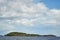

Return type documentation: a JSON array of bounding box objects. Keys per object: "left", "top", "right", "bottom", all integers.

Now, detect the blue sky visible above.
[
  {"left": 35, "top": 0, "right": 60, "bottom": 9},
  {"left": 0, "top": 0, "right": 60, "bottom": 36}
]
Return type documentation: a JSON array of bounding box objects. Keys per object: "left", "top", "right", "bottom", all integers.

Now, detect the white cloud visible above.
[
  {"left": 15, "top": 19, "right": 34, "bottom": 26},
  {"left": 50, "top": 9, "right": 60, "bottom": 17},
  {"left": 0, "top": 0, "right": 4, "bottom": 2},
  {"left": 0, "top": 23, "right": 15, "bottom": 31},
  {"left": 0, "top": 0, "right": 60, "bottom": 27}
]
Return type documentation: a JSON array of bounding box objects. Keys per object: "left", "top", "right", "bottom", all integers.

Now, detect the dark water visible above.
[{"left": 0, "top": 36, "right": 60, "bottom": 40}]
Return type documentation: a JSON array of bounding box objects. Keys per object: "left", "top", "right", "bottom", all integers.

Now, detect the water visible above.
[{"left": 0, "top": 36, "right": 60, "bottom": 40}]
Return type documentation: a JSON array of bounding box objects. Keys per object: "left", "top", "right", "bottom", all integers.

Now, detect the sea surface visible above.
[{"left": 0, "top": 36, "right": 60, "bottom": 40}]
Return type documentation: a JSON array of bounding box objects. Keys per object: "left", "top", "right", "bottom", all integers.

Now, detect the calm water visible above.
[{"left": 0, "top": 36, "right": 60, "bottom": 40}]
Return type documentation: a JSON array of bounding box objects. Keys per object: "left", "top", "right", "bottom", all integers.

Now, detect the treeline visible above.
[
  {"left": 4, "top": 32, "right": 56, "bottom": 37},
  {"left": 5, "top": 32, "right": 39, "bottom": 36}
]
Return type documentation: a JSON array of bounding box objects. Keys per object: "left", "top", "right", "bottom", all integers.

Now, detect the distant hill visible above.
[
  {"left": 5, "top": 32, "right": 56, "bottom": 37},
  {"left": 5, "top": 32, "right": 40, "bottom": 36}
]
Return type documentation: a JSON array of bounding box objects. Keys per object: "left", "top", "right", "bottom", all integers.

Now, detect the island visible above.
[{"left": 4, "top": 32, "right": 56, "bottom": 37}]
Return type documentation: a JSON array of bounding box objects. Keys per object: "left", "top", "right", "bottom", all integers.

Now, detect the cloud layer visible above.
[{"left": 0, "top": 0, "right": 60, "bottom": 35}]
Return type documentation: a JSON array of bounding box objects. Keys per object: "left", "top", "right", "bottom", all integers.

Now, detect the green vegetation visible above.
[
  {"left": 5, "top": 32, "right": 56, "bottom": 37},
  {"left": 5, "top": 32, "right": 39, "bottom": 36},
  {"left": 41, "top": 35, "right": 56, "bottom": 37}
]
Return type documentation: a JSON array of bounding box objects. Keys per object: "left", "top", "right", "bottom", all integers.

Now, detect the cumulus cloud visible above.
[{"left": 0, "top": 0, "right": 60, "bottom": 32}]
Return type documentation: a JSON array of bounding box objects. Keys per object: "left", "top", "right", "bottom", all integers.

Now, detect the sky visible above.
[{"left": 0, "top": 0, "right": 60, "bottom": 36}]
